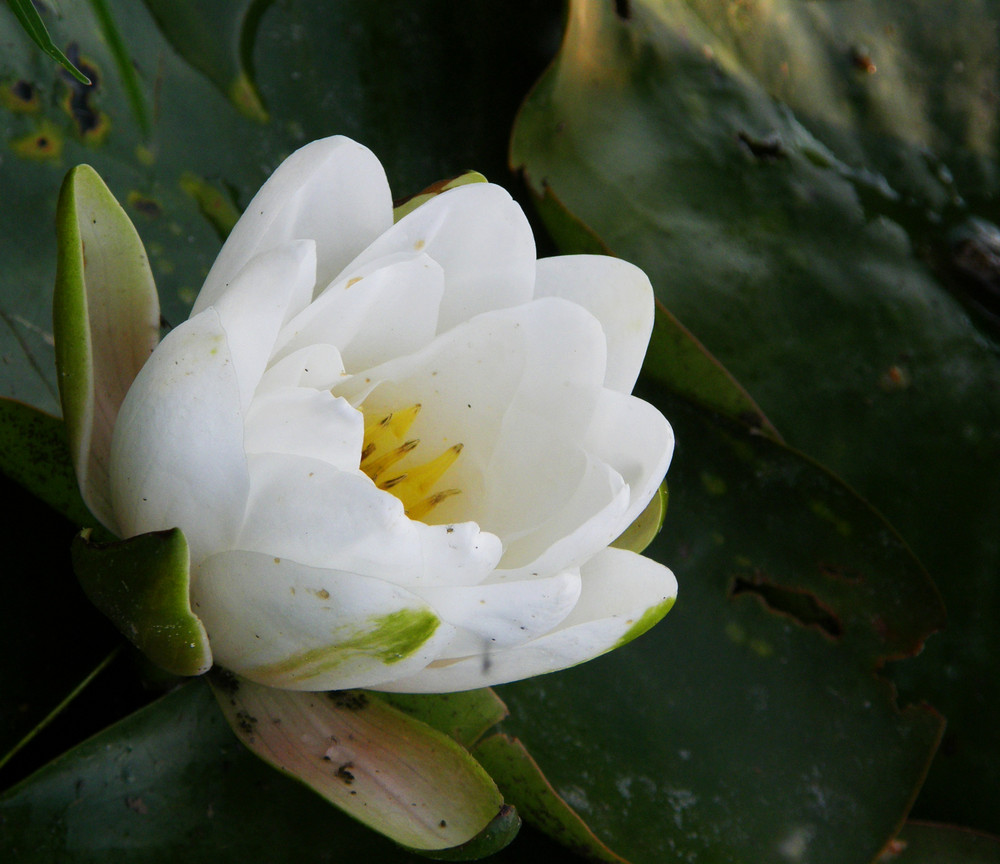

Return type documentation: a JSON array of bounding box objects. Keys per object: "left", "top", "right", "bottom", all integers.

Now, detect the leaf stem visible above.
[
  {"left": 86, "top": 0, "right": 150, "bottom": 136},
  {"left": 0, "top": 646, "right": 121, "bottom": 775}
]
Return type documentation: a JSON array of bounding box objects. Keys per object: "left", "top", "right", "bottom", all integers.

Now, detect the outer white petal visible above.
[
  {"left": 211, "top": 240, "right": 318, "bottom": 411},
  {"left": 414, "top": 569, "right": 581, "bottom": 659},
  {"left": 583, "top": 389, "right": 674, "bottom": 538},
  {"left": 534, "top": 255, "right": 654, "bottom": 394},
  {"left": 237, "top": 453, "right": 501, "bottom": 587},
  {"left": 194, "top": 137, "right": 392, "bottom": 312},
  {"left": 500, "top": 388, "right": 674, "bottom": 580},
  {"left": 335, "top": 183, "right": 536, "bottom": 333},
  {"left": 109, "top": 308, "right": 249, "bottom": 565},
  {"left": 373, "top": 547, "right": 676, "bottom": 693},
  {"left": 243, "top": 387, "right": 362, "bottom": 471},
  {"left": 274, "top": 253, "right": 445, "bottom": 372},
  {"left": 193, "top": 551, "right": 455, "bottom": 690}
]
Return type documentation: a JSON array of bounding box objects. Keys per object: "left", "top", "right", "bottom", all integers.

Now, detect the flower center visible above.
[{"left": 360, "top": 404, "right": 462, "bottom": 521}]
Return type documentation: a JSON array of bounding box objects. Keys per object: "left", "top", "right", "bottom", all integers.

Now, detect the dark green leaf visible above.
[
  {"left": 0, "top": 680, "right": 570, "bottom": 863},
  {"left": 0, "top": 471, "right": 119, "bottom": 778},
  {"left": 138, "top": 0, "right": 266, "bottom": 122},
  {"left": 0, "top": 399, "right": 91, "bottom": 527},
  {"left": 511, "top": 0, "right": 1000, "bottom": 831},
  {"left": 889, "top": 822, "right": 1000, "bottom": 864},
  {"left": 474, "top": 734, "right": 626, "bottom": 864},
  {"left": 0, "top": 0, "right": 562, "bottom": 413},
  {"left": 494, "top": 389, "right": 945, "bottom": 864},
  {"left": 5, "top": 0, "right": 91, "bottom": 84}
]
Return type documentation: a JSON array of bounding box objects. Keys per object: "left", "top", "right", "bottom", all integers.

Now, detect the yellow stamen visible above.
[
  {"left": 406, "top": 489, "right": 462, "bottom": 521},
  {"left": 381, "top": 443, "right": 463, "bottom": 508},
  {"left": 363, "top": 439, "right": 419, "bottom": 482},
  {"left": 361, "top": 404, "right": 422, "bottom": 465},
  {"left": 359, "top": 405, "right": 462, "bottom": 521}
]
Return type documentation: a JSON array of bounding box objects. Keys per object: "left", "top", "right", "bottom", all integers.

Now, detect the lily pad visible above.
[
  {"left": 889, "top": 822, "right": 1000, "bottom": 863},
  {"left": 510, "top": 0, "right": 1000, "bottom": 831},
  {"left": 495, "top": 389, "right": 944, "bottom": 864},
  {"left": 0, "top": 471, "right": 118, "bottom": 774},
  {"left": 0, "top": 0, "right": 563, "bottom": 412},
  {"left": 0, "top": 679, "right": 576, "bottom": 863}
]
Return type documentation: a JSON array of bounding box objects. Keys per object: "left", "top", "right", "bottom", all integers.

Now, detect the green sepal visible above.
[
  {"left": 379, "top": 689, "right": 509, "bottom": 750},
  {"left": 473, "top": 733, "right": 626, "bottom": 864},
  {"left": 54, "top": 164, "right": 160, "bottom": 532},
  {"left": 393, "top": 171, "right": 489, "bottom": 222},
  {"left": 407, "top": 804, "right": 520, "bottom": 862},
  {"left": 71, "top": 527, "right": 212, "bottom": 677},
  {"left": 210, "top": 676, "right": 514, "bottom": 854},
  {"left": 611, "top": 482, "right": 667, "bottom": 554}
]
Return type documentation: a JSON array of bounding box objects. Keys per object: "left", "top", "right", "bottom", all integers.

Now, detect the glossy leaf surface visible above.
[
  {"left": 0, "top": 680, "right": 570, "bottom": 864},
  {"left": 889, "top": 822, "right": 1000, "bottom": 864},
  {"left": 511, "top": 0, "right": 1000, "bottom": 831},
  {"left": 495, "top": 390, "right": 945, "bottom": 864}
]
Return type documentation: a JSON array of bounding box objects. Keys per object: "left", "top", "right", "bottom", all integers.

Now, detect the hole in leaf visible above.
[
  {"left": 730, "top": 572, "right": 843, "bottom": 639},
  {"left": 737, "top": 130, "right": 787, "bottom": 161}
]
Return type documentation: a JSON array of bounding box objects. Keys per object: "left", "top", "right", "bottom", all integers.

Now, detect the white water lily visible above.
[{"left": 74, "top": 136, "right": 676, "bottom": 693}]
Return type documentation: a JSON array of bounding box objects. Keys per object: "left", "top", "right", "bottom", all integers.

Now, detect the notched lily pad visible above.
[
  {"left": 511, "top": 0, "right": 1000, "bottom": 832},
  {"left": 495, "top": 392, "right": 946, "bottom": 864}
]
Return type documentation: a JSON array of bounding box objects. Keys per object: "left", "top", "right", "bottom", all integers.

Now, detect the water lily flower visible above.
[{"left": 59, "top": 136, "right": 676, "bottom": 693}]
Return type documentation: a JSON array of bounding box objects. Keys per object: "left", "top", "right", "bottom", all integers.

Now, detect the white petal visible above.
[
  {"left": 237, "top": 453, "right": 501, "bottom": 587},
  {"left": 244, "top": 387, "right": 363, "bottom": 471},
  {"left": 498, "top": 390, "right": 673, "bottom": 580},
  {"left": 583, "top": 389, "right": 674, "bottom": 538},
  {"left": 109, "top": 308, "right": 249, "bottom": 564},
  {"left": 482, "top": 423, "right": 627, "bottom": 571},
  {"left": 274, "top": 252, "right": 444, "bottom": 372},
  {"left": 212, "top": 240, "right": 318, "bottom": 410},
  {"left": 193, "top": 551, "right": 454, "bottom": 690},
  {"left": 258, "top": 343, "right": 347, "bottom": 393},
  {"left": 374, "top": 547, "right": 677, "bottom": 693},
  {"left": 414, "top": 569, "right": 581, "bottom": 659},
  {"left": 336, "top": 183, "right": 536, "bottom": 333},
  {"left": 194, "top": 137, "right": 392, "bottom": 313},
  {"left": 332, "top": 298, "right": 611, "bottom": 556},
  {"left": 534, "top": 255, "right": 655, "bottom": 393}
]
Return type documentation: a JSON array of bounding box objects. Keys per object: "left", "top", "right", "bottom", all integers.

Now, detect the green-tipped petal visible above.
[
  {"left": 209, "top": 676, "right": 513, "bottom": 853},
  {"left": 611, "top": 482, "right": 667, "bottom": 555},
  {"left": 71, "top": 527, "right": 212, "bottom": 677},
  {"left": 54, "top": 164, "right": 160, "bottom": 534},
  {"left": 393, "top": 171, "right": 489, "bottom": 222}
]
